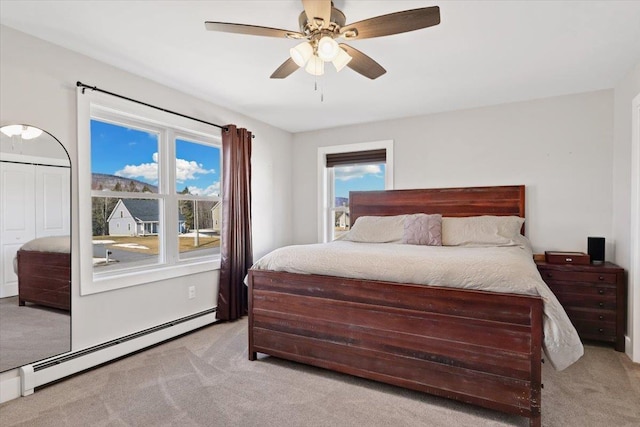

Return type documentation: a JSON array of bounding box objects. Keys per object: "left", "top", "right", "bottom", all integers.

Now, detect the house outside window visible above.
[
  {"left": 78, "top": 90, "right": 221, "bottom": 295},
  {"left": 317, "top": 141, "right": 394, "bottom": 242}
]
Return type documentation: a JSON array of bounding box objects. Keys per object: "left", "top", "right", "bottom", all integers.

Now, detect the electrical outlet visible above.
[{"left": 188, "top": 286, "right": 196, "bottom": 299}]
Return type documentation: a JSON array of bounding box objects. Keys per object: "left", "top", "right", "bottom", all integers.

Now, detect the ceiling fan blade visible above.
[
  {"left": 339, "top": 44, "right": 386, "bottom": 80},
  {"left": 302, "top": 0, "right": 332, "bottom": 28},
  {"left": 340, "top": 6, "right": 440, "bottom": 40},
  {"left": 205, "top": 22, "right": 304, "bottom": 39},
  {"left": 270, "top": 58, "right": 300, "bottom": 79}
]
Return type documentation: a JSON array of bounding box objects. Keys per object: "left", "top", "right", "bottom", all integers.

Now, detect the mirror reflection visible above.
[{"left": 0, "top": 124, "right": 71, "bottom": 372}]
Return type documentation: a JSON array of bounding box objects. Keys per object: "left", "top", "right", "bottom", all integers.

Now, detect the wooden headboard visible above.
[{"left": 349, "top": 185, "right": 525, "bottom": 229}]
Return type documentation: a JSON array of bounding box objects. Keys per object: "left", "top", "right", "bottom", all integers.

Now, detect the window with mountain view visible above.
[{"left": 89, "top": 118, "right": 221, "bottom": 275}]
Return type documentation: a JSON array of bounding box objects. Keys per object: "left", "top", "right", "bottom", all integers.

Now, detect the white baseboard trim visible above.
[
  {"left": 0, "top": 371, "right": 21, "bottom": 404},
  {"left": 625, "top": 335, "right": 637, "bottom": 363}
]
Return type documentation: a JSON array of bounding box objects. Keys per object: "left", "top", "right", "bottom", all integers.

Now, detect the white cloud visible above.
[
  {"left": 176, "top": 158, "right": 215, "bottom": 183},
  {"left": 335, "top": 164, "right": 382, "bottom": 181},
  {"left": 187, "top": 181, "right": 220, "bottom": 197},
  {"left": 115, "top": 155, "right": 159, "bottom": 182},
  {"left": 115, "top": 152, "right": 215, "bottom": 184}
]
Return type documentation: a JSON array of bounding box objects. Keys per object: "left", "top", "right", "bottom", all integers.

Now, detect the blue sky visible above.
[
  {"left": 91, "top": 120, "right": 220, "bottom": 196},
  {"left": 334, "top": 164, "right": 385, "bottom": 198}
]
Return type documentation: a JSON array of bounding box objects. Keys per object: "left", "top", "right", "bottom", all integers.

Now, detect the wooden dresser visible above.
[{"left": 536, "top": 261, "right": 626, "bottom": 351}]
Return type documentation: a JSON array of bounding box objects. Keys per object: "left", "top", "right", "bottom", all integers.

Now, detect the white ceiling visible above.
[{"left": 2, "top": 1, "right": 640, "bottom": 133}]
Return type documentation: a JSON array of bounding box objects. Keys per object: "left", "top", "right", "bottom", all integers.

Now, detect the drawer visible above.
[
  {"left": 538, "top": 269, "right": 617, "bottom": 284},
  {"left": 563, "top": 307, "right": 617, "bottom": 323},
  {"left": 552, "top": 293, "right": 616, "bottom": 310},
  {"left": 573, "top": 320, "right": 616, "bottom": 340},
  {"left": 547, "top": 282, "right": 616, "bottom": 298}
]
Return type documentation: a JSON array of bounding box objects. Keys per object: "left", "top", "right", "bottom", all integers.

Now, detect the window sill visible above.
[{"left": 80, "top": 258, "right": 220, "bottom": 296}]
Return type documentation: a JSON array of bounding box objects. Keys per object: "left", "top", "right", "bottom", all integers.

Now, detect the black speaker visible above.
[{"left": 588, "top": 237, "right": 605, "bottom": 264}]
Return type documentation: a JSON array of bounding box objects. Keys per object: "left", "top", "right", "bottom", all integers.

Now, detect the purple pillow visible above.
[{"left": 402, "top": 214, "right": 442, "bottom": 246}]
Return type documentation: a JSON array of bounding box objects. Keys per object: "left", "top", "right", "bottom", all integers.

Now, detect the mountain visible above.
[{"left": 92, "top": 173, "right": 157, "bottom": 192}]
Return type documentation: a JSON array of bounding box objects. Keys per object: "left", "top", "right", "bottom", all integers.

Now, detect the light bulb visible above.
[
  {"left": 21, "top": 126, "right": 43, "bottom": 140},
  {"left": 290, "top": 42, "right": 313, "bottom": 67},
  {"left": 332, "top": 48, "right": 352, "bottom": 72},
  {"left": 317, "top": 36, "right": 339, "bottom": 62},
  {"left": 0, "top": 125, "right": 23, "bottom": 137},
  {"left": 305, "top": 55, "right": 325, "bottom": 76}
]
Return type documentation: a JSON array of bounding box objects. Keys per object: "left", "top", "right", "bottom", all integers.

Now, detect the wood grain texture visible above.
[
  {"left": 349, "top": 185, "right": 525, "bottom": 235},
  {"left": 17, "top": 250, "right": 70, "bottom": 311},
  {"left": 536, "top": 261, "right": 626, "bottom": 352},
  {"left": 248, "top": 185, "right": 542, "bottom": 427},
  {"left": 349, "top": 185, "right": 525, "bottom": 230},
  {"left": 248, "top": 270, "right": 543, "bottom": 425},
  {"left": 340, "top": 6, "right": 441, "bottom": 40}
]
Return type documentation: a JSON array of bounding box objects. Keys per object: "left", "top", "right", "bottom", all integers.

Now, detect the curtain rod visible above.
[{"left": 76, "top": 81, "right": 228, "bottom": 132}]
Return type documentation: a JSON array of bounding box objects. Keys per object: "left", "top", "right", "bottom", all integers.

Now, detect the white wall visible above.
[
  {"left": 613, "top": 62, "right": 640, "bottom": 361},
  {"left": 0, "top": 24, "right": 292, "bottom": 383},
  {"left": 293, "top": 90, "right": 614, "bottom": 257}
]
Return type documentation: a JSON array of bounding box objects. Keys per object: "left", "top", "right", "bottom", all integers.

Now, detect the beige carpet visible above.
[
  {"left": 0, "top": 296, "right": 70, "bottom": 373},
  {"left": 0, "top": 318, "right": 638, "bottom": 427}
]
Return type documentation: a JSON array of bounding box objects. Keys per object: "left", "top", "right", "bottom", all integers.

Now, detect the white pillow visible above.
[
  {"left": 442, "top": 216, "right": 524, "bottom": 247},
  {"left": 341, "top": 215, "right": 406, "bottom": 243}
]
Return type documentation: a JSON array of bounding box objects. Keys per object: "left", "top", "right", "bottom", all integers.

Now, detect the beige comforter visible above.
[{"left": 251, "top": 240, "right": 584, "bottom": 371}]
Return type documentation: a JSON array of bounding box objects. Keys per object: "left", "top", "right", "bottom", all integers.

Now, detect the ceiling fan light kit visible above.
[
  {"left": 292, "top": 39, "right": 351, "bottom": 76},
  {"left": 317, "top": 36, "right": 340, "bottom": 61},
  {"left": 205, "top": 1, "right": 440, "bottom": 80},
  {"left": 290, "top": 41, "right": 313, "bottom": 67},
  {"left": 305, "top": 55, "right": 325, "bottom": 76},
  {"left": 332, "top": 47, "right": 352, "bottom": 72}
]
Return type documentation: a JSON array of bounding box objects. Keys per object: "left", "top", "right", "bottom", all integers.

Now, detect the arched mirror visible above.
[{"left": 0, "top": 124, "right": 71, "bottom": 372}]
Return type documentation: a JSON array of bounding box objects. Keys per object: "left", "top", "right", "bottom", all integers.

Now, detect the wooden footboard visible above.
[
  {"left": 17, "top": 250, "right": 71, "bottom": 311},
  {"left": 248, "top": 269, "right": 543, "bottom": 427}
]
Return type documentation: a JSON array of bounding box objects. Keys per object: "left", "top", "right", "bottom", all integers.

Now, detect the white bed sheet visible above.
[{"left": 251, "top": 240, "right": 584, "bottom": 371}]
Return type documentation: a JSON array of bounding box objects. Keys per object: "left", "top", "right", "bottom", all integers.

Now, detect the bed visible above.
[
  {"left": 16, "top": 236, "right": 71, "bottom": 311},
  {"left": 247, "top": 185, "right": 583, "bottom": 427}
]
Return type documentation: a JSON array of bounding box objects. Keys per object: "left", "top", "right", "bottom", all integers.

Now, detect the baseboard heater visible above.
[{"left": 19, "top": 308, "right": 217, "bottom": 397}]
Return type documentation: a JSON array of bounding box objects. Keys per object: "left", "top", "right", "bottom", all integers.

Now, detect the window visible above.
[
  {"left": 78, "top": 90, "right": 221, "bottom": 295},
  {"left": 318, "top": 141, "right": 394, "bottom": 242}
]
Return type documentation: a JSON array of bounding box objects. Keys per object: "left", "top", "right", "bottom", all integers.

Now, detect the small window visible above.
[{"left": 318, "top": 141, "right": 393, "bottom": 242}]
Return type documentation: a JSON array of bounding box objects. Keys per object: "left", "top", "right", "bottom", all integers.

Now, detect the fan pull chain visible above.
[{"left": 313, "top": 75, "right": 324, "bottom": 103}]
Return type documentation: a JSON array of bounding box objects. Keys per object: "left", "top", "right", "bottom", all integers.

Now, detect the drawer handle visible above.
[
  {"left": 599, "top": 315, "right": 604, "bottom": 320},
  {"left": 599, "top": 276, "right": 604, "bottom": 281},
  {"left": 598, "top": 328, "right": 604, "bottom": 333},
  {"left": 598, "top": 302, "right": 605, "bottom": 308},
  {"left": 598, "top": 289, "right": 605, "bottom": 295},
  {"left": 547, "top": 273, "right": 553, "bottom": 278}
]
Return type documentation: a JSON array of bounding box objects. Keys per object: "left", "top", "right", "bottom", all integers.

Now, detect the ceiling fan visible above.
[{"left": 205, "top": 1, "right": 440, "bottom": 80}]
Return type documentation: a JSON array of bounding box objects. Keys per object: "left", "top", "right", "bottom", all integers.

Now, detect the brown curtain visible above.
[{"left": 218, "top": 124, "right": 252, "bottom": 321}]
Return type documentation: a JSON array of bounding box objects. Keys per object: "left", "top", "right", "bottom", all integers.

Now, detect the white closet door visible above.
[
  {"left": 35, "top": 165, "right": 70, "bottom": 237},
  {"left": 0, "top": 162, "right": 36, "bottom": 298}
]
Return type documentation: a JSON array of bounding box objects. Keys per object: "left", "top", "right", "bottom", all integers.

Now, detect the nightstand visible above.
[{"left": 536, "top": 261, "right": 627, "bottom": 352}]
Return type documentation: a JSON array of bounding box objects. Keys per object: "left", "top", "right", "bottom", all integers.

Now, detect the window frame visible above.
[
  {"left": 77, "top": 89, "right": 221, "bottom": 296},
  {"left": 317, "top": 140, "right": 394, "bottom": 242}
]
